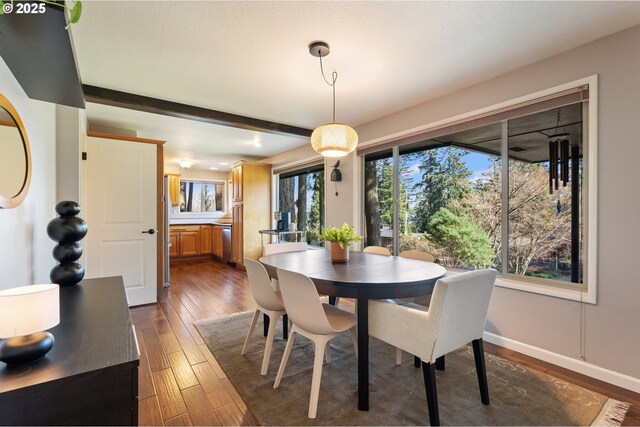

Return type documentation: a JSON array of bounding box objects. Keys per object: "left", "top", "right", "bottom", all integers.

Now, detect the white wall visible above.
[
  {"left": 0, "top": 58, "right": 57, "bottom": 289},
  {"left": 348, "top": 25, "right": 640, "bottom": 382}
]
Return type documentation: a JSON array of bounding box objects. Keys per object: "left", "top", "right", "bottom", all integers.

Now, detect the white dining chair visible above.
[
  {"left": 394, "top": 249, "right": 437, "bottom": 365},
  {"left": 368, "top": 269, "right": 497, "bottom": 426},
  {"left": 363, "top": 245, "right": 391, "bottom": 256},
  {"left": 399, "top": 249, "right": 435, "bottom": 262},
  {"left": 241, "top": 258, "right": 287, "bottom": 376},
  {"left": 274, "top": 268, "right": 358, "bottom": 419}
]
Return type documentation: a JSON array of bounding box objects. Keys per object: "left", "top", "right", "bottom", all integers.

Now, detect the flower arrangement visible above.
[{"left": 321, "top": 223, "right": 362, "bottom": 249}]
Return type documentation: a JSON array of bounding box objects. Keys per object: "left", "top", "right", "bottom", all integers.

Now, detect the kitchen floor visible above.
[{"left": 130, "top": 259, "right": 640, "bottom": 426}]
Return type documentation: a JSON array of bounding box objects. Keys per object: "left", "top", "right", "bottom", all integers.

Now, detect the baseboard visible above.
[{"left": 484, "top": 331, "right": 640, "bottom": 394}]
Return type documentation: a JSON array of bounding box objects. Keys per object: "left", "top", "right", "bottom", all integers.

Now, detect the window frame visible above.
[
  {"left": 359, "top": 75, "right": 598, "bottom": 303},
  {"left": 275, "top": 162, "right": 326, "bottom": 247},
  {"left": 175, "top": 178, "right": 227, "bottom": 218}
]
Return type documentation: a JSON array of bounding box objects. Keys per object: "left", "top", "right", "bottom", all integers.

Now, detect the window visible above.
[
  {"left": 180, "top": 181, "right": 225, "bottom": 213},
  {"left": 277, "top": 164, "right": 325, "bottom": 246},
  {"left": 361, "top": 79, "right": 595, "bottom": 298}
]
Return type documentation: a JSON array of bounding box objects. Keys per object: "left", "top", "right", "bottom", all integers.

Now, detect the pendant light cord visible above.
[{"left": 319, "top": 54, "right": 338, "bottom": 122}]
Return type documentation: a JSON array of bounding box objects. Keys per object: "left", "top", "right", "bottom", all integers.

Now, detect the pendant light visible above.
[{"left": 309, "top": 41, "right": 358, "bottom": 158}]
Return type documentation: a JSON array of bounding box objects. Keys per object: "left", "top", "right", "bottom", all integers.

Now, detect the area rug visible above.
[{"left": 196, "top": 312, "right": 630, "bottom": 426}]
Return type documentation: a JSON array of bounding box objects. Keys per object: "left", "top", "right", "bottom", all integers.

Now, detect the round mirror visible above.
[{"left": 0, "top": 94, "right": 31, "bottom": 209}]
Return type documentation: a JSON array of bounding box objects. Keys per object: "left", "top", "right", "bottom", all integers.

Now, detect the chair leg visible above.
[
  {"left": 396, "top": 348, "right": 402, "bottom": 365},
  {"left": 241, "top": 310, "right": 260, "bottom": 356},
  {"left": 274, "top": 327, "right": 296, "bottom": 388},
  {"left": 422, "top": 361, "right": 440, "bottom": 426},
  {"left": 308, "top": 336, "right": 330, "bottom": 419},
  {"left": 435, "top": 355, "right": 445, "bottom": 371},
  {"left": 472, "top": 338, "right": 490, "bottom": 405},
  {"left": 260, "top": 312, "right": 281, "bottom": 376},
  {"left": 414, "top": 356, "right": 421, "bottom": 367}
]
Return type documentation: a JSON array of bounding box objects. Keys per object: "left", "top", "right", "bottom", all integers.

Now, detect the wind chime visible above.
[{"left": 548, "top": 110, "right": 571, "bottom": 195}]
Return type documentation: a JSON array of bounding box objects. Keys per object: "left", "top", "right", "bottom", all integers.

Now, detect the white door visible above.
[{"left": 85, "top": 136, "right": 157, "bottom": 306}]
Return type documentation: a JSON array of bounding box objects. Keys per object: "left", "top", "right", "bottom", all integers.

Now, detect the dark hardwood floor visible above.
[{"left": 131, "top": 259, "right": 639, "bottom": 426}]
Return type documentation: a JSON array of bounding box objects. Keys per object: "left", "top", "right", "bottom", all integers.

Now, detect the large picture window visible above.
[
  {"left": 363, "top": 83, "right": 592, "bottom": 294},
  {"left": 278, "top": 164, "right": 325, "bottom": 246}
]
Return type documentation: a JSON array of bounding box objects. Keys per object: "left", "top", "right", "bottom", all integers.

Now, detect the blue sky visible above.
[{"left": 403, "top": 151, "right": 493, "bottom": 186}]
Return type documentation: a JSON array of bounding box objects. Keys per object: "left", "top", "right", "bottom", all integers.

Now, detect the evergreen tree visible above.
[
  {"left": 427, "top": 207, "right": 494, "bottom": 268},
  {"left": 412, "top": 147, "right": 471, "bottom": 232}
]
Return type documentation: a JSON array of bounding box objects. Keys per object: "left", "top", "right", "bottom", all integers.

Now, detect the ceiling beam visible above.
[{"left": 83, "top": 85, "right": 312, "bottom": 138}]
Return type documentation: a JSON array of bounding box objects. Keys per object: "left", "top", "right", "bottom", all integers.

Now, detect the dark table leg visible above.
[{"left": 357, "top": 294, "right": 369, "bottom": 411}]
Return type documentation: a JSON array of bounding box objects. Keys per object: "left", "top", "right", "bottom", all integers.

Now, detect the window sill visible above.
[{"left": 444, "top": 267, "right": 596, "bottom": 304}]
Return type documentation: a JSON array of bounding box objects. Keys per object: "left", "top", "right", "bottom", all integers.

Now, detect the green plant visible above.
[{"left": 320, "top": 223, "right": 362, "bottom": 249}]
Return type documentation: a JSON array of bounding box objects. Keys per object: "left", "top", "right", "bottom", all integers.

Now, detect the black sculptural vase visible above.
[{"left": 47, "top": 201, "right": 88, "bottom": 286}]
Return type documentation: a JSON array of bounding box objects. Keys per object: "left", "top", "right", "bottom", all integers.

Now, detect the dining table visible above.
[{"left": 259, "top": 248, "right": 447, "bottom": 411}]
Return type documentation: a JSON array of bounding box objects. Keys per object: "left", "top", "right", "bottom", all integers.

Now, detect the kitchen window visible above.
[{"left": 180, "top": 181, "right": 225, "bottom": 213}]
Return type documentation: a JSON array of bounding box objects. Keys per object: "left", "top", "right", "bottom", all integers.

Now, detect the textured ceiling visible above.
[{"left": 71, "top": 1, "right": 640, "bottom": 164}]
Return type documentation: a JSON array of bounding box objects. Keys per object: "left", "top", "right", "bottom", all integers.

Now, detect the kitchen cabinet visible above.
[
  {"left": 232, "top": 165, "right": 243, "bottom": 202},
  {"left": 169, "top": 231, "right": 179, "bottom": 257},
  {"left": 213, "top": 225, "right": 223, "bottom": 258},
  {"left": 166, "top": 173, "right": 181, "bottom": 206},
  {"left": 200, "top": 225, "right": 213, "bottom": 255},
  {"left": 231, "top": 204, "right": 243, "bottom": 264},
  {"left": 170, "top": 225, "right": 201, "bottom": 257},
  {"left": 231, "top": 161, "right": 271, "bottom": 268}
]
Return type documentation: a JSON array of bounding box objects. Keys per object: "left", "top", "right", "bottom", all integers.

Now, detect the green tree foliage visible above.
[
  {"left": 427, "top": 207, "right": 495, "bottom": 269},
  {"left": 376, "top": 158, "right": 394, "bottom": 227},
  {"left": 308, "top": 172, "right": 324, "bottom": 246},
  {"left": 412, "top": 148, "right": 471, "bottom": 232}
]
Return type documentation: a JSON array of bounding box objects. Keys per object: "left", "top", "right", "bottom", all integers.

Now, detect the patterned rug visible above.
[{"left": 196, "top": 312, "right": 630, "bottom": 426}]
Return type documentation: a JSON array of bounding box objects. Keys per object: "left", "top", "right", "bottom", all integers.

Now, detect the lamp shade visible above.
[
  {"left": 310, "top": 123, "right": 358, "bottom": 157},
  {"left": 0, "top": 284, "right": 59, "bottom": 338}
]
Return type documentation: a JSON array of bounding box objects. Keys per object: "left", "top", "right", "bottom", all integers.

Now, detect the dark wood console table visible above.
[{"left": 0, "top": 276, "right": 139, "bottom": 425}]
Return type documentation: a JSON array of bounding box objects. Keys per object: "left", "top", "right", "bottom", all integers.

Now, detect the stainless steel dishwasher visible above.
[{"left": 222, "top": 225, "right": 232, "bottom": 264}]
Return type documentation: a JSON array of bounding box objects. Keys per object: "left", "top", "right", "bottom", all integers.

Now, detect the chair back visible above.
[
  {"left": 263, "top": 242, "right": 308, "bottom": 256},
  {"left": 363, "top": 246, "right": 391, "bottom": 256},
  {"left": 244, "top": 259, "right": 284, "bottom": 311},
  {"left": 399, "top": 250, "right": 435, "bottom": 262},
  {"left": 428, "top": 269, "right": 497, "bottom": 359},
  {"left": 276, "top": 268, "right": 335, "bottom": 335}
]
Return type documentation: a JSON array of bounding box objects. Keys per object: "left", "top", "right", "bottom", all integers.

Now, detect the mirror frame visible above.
[{"left": 0, "top": 93, "right": 32, "bottom": 209}]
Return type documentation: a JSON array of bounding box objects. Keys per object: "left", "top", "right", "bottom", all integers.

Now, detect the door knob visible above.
[{"left": 142, "top": 229, "right": 156, "bottom": 235}]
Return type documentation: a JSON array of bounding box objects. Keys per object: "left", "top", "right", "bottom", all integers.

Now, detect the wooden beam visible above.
[{"left": 83, "top": 85, "right": 313, "bottom": 138}]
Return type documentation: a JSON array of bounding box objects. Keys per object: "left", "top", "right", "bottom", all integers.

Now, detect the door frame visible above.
[{"left": 86, "top": 131, "right": 166, "bottom": 292}]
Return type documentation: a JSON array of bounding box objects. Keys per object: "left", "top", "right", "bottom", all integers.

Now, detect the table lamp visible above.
[{"left": 0, "top": 284, "right": 60, "bottom": 365}]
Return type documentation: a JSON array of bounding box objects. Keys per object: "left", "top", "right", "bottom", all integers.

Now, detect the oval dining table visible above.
[{"left": 259, "top": 249, "right": 446, "bottom": 411}]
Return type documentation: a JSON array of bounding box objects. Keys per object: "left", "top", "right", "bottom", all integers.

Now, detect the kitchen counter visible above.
[{"left": 170, "top": 221, "right": 232, "bottom": 227}]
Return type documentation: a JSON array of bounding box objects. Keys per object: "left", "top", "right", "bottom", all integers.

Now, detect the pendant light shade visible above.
[
  {"left": 310, "top": 122, "right": 358, "bottom": 158},
  {"left": 309, "top": 41, "right": 358, "bottom": 157}
]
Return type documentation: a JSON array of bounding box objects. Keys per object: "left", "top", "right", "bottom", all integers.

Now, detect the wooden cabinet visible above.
[
  {"left": 0, "top": 277, "right": 138, "bottom": 425},
  {"left": 200, "top": 225, "right": 213, "bottom": 255},
  {"left": 166, "top": 174, "right": 181, "bottom": 206},
  {"left": 231, "top": 204, "right": 243, "bottom": 264},
  {"left": 231, "top": 161, "right": 271, "bottom": 268},
  {"left": 213, "top": 225, "right": 223, "bottom": 258},
  {"left": 169, "top": 231, "right": 179, "bottom": 257},
  {"left": 170, "top": 225, "right": 201, "bottom": 257},
  {"left": 232, "top": 165, "right": 243, "bottom": 202}
]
